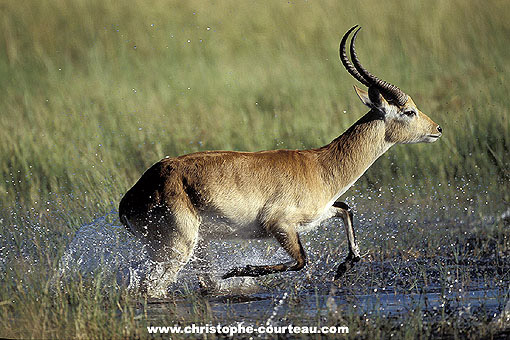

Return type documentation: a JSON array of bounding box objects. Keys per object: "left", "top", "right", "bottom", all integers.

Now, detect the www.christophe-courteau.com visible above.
[{"left": 147, "top": 323, "right": 349, "bottom": 336}]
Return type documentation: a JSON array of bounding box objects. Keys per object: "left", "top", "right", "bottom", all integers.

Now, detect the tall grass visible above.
[{"left": 0, "top": 0, "right": 508, "bottom": 208}]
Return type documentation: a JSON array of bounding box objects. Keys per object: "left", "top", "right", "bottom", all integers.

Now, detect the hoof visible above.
[
  {"left": 222, "top": 265, "right": 256, "bottom": 279},
  {"left": 334, "top": 255, "right": 360, "bottom": 280},
  {"left": 222, "top": 267, "right": 243, "bottom": 279}
]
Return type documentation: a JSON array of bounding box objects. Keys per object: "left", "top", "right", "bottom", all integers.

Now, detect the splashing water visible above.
[
  {"left": 54, "top": 210, "right": 292, "bottom": 296},
  {"left": 55, "top": 211, "right": 151, "bottom": 291}
]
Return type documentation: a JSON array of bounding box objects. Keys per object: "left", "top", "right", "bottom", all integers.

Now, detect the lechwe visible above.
[{"left": 119, "top": 25, "right": 442, "bottom": 297}]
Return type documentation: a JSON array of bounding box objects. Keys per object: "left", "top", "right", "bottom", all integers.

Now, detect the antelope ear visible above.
[
  {"left": 353, "top": 85, "right": 371, "bottom": 107},
  {"left": 353, "top": 85, "right": 388, "bottom": 111}
]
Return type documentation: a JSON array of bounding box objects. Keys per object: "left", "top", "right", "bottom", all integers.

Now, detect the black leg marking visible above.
[
  {"left": 333, "top": 201, "right": 361, "bottom": 279},
  {"left": 222, "top": 226, "right": 306, "bottom": 279}
]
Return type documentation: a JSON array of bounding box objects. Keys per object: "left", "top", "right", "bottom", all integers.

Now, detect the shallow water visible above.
[
  {"left": 51, "top": 202, "right": 509, "bottom": 328},
  {"left": 2, "top": 183, "right": 509, "bottom": 332},
  {"left": 201, "top": 287, "right": 507, "bottom": 325}
]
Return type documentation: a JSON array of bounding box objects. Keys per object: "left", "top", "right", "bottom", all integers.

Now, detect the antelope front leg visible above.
[{"left": 333, "top": 201, "right": 361, "bottom": 279}]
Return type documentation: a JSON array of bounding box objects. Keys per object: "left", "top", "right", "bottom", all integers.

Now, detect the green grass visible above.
[
  {"left": 1, "top": 0, "right": 509, "bottom": 338},
  {"left": 0, "top": 0, "right": 508, "bottom": 208}
]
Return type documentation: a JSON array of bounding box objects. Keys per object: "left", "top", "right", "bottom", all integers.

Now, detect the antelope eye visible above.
[{"left": 403, "top": 110, "right": 416, "bottom": 117}]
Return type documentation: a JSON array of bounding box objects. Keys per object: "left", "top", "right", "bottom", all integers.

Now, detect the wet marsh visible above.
[{"left": 2, "top": 184, "right": 509, "bottom": 338}]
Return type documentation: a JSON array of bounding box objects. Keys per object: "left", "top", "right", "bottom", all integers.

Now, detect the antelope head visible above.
[{"left": 340, "top": 25, "right": 442, "bottom": 144}]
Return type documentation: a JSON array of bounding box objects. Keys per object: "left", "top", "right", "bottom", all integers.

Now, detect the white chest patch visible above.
[{"left": 295, "top": 179, "right": 357, "bottom": 233}]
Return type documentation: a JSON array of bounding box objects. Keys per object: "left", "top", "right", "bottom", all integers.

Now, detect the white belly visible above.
[
  {"left": 198, "top": 210, "right": 269, "bottom": 240},
  {"left": 198, "top": 203, "right": 338, "bottom": 241},
  {"left": 296, "top": 206, "right": 337, "bottom": 233},
  {"left": 196, "top": 180, "right": 354, "bottom": 241}
]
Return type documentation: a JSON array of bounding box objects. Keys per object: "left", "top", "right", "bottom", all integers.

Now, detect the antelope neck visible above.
[{"left": 317, "top": 112, "right": 394, "bottom": 197}]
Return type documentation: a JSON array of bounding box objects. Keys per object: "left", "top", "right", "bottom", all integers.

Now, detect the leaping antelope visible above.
[{"left": 119, "top": 25, "right": 442, "bottom": 297}]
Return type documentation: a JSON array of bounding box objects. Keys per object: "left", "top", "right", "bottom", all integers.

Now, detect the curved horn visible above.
[
  {"left": 339, "top": 25, "right": 370, "bottom": 87},
  {"left": 350, "top": 27, "right": 409, "bottom": 106}
]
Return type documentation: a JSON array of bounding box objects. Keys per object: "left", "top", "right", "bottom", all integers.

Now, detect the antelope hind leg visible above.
[
  {"left": 142, "top": 209, "right": 200, "bottom": 298},
  {"left": 194, "top": 242, "right": 220, "bottom": 295}
]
